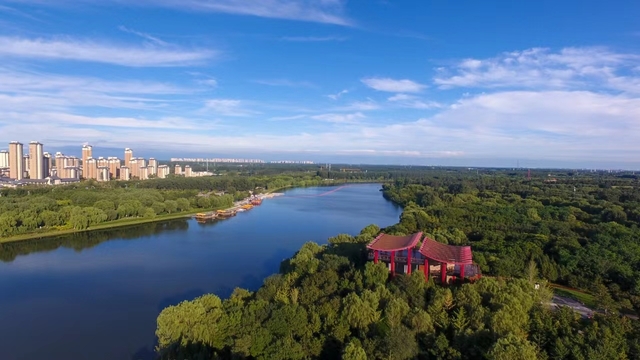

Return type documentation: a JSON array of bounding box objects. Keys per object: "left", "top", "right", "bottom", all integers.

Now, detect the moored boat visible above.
[
  {"left": 195, "top": 212, "right": 217, "bottom": 221},
  {"left": 250, "top": 198, "right": 262, "bottom": 206},
  {"left": 216, "top": 209, "right": 237, "bottom": 218}
]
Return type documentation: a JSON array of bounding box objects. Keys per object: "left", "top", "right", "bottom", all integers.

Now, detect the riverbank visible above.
[
  {"left": 0, "top": 181, "right": 385, "bottom": 244},
  {"left": 0, "top": 208, "right": 224, "bottom": 244}
]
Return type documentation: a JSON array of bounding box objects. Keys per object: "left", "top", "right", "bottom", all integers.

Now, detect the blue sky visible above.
[{"left": 0, "top": 0, "right": 639, "bottom": 168}]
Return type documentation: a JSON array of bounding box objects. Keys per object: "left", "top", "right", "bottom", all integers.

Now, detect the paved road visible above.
[{"left": 549, "top": 295, "right": 594, "bottom": 318}]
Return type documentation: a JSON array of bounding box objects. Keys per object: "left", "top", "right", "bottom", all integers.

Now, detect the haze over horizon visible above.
[{"left": 0, "top": 1, "right": 638, "bottom": 169}]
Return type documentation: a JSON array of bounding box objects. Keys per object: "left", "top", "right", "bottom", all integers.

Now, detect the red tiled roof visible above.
[
  {"left": 366, "top": 232, "right": 422, "bottom": 252},
  {"left": 419, "top": 237, "right": 473, "bottom": 264}
]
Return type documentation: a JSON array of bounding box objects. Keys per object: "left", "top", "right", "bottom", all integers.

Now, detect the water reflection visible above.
[
  {"left": 0, "top": 220, "right": 189, "bottom": 263},
  {"left": 0, "top": 184, "right": 402, "bottom": 360}
]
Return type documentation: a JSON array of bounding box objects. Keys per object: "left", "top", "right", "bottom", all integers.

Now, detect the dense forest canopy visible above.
[
  {"left": 155, "top": 226, "right": 640, "bottom": 359},
  {"left": 382, "top": 172, "right": 640, "bottom": 314},
  {"left": 153, "top": 168, "right": 640, "bottom": 359}
]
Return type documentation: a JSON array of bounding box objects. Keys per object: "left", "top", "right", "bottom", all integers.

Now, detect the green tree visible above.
[
  {"left": 487, "top": 334, "right": 538, "bottom": 360},
  {"left": 343, "top": 340, "right": 367, "bottom": 360}
]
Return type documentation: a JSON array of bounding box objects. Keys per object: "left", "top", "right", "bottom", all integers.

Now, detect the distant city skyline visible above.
[{"left": 0, "top": 1, "right": 638, "bottom": 168}]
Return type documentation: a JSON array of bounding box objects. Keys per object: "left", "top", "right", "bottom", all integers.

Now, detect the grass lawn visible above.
[{"left": 550, "top": 284, "right": 597, "bottom": 308}]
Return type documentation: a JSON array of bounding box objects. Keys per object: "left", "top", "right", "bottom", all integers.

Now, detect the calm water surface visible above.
[{"left": 0, "top": 184, "right": 402, "bottom": 360}]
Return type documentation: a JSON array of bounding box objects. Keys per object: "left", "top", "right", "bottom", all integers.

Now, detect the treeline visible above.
[
  {"left": 155, "top": 226, "right": 639, "bottom": 359},
  {"left": 0, "top": 185, "right": 235, "bottom": 237},
  {"left": 0, "top": 169, "right": 392, "bottom": 239},
  {"left": 382, "top": 172, "right": 640, "bottom": 313}
]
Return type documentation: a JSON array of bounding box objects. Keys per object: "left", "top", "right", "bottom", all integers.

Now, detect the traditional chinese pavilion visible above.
[{"left": 367, "top": 232, "right": 480, "bottom": 283}]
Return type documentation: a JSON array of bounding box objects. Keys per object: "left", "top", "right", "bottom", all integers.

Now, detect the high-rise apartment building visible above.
[
  {"left": 97, "top": 167, "right": 110, "bottom": 182},
  {"left": 0, "top": 150, "right": 8, "bottom": 169},
  {"left": 148, "top": 158, "right": 158, "bottom": 176},
  {"left": 185, "top": 165, "right": 192, "bottom": 177},
  {"left": 70, "top": 157, "right": 80, "bottom": 168},
  {"left": 124, "top": 148, "right": 133, "bottom": 167},
  {"left": 139, "top": 166, "right": 149, "bottom": 180},
  {"left": 157, "top": 165, "right": 170, "bottom": 179},
  {"left": 23, "top": 155, "right": 30, "bottom": 178},
  {"left": 129, "top": 158, "right": 140, "bottom": 179},
  {"left": 82, "top": 145, "right": 92, "bottom": 169},
  {"left": 64, "top": 167, "right": 79, "bottom": 179},
  {"left": 43, "top": 152, "right": 52, "bottom": 178},
  {"left": 85, "top": 158, "right": 97, "bottom": 180},
  {"left": 29, "top": 141, "right": 44, "bottom": 179},
  {"left": 9, "top": 141, "right": 24, "bottom": 180},
  {"left": 55, "top": 152, "right": 66, "bottom": 175},
  {"left": 174, "top": 164, "right": 182, "bottom": 175},
  {"left": 108, "top": 157, "right": 120, "bottom": 180},
  {"left": 119, "top": 166, "right": 130, "bottom": 181}
]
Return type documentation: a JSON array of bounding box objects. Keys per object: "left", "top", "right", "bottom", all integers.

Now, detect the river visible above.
[{"left": 0, "top": 184, "right": 402, "bottom": 360}]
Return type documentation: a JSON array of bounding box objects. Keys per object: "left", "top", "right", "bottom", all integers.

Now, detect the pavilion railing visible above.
[{"left": 367, "top": 251, "right": 423, "bottom": 264}]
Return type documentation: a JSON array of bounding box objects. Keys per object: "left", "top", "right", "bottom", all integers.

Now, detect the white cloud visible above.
[
  {"left": 336, "top": 100, "right": 380, "bottom": 111},
  {"left": 327, "top": 89, "right": 348, "bottom": 100},
  {"left": 199, "top": 79, "right": 218, "bottom": 87},
  {"left": 434, "top": 47, "right": 640, "bottom": 94},
  {"left": 387, "top": 94, "right": 441, "bottom": 109},
  {"left": 0, "top": 36, "right": 214, "bottom": 67},
  {"left": 0, "top": 67, "right": 193, "bottom": 112},
  {"left": 118, "top": 25, "right": 168, "bottom": 46},
  {"left": 0, "top": 111, "right": 213, "bottom": 130},
  {"left": 2, "top": 90, "right": 640, "bottom": 166},
  {"left": 203, "top": 99, "right": 257, "bottom": 116},
  {"left": 280, "top": 35, "right": 347, "bottom": 42},
  {"left": 14, "top": 0, "right": 352, "bottom": 26},
  {"left": 361, "top": 77, "right": 426, "bottom": 93},
  {"left": 268, "top": 114, "right": 307, "bottom": 121},
  {"left": 311, "top": 112, "right": 365, "bottom": 123},
  {"left": 152, "top": 0, "right": 352, "bottom": 26}
]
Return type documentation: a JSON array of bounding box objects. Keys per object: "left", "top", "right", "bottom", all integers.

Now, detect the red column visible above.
[
  {"left": 390, "top": 251, "right": 396, "bottom": 276},
  {"left": 373, "top": 250, "right": 379, "bottom": 264},
  {"left": 407, "top": 249, "right": 412, "bottom": 274},
  {"left": 423, "top": 258, "right": 429, "bottom": 280},
  {"left": 460, "top": 264, "right": 465, "bottom": 280},
  {"left": 441, "top": 262, "right": 447, "bottom": 284}
]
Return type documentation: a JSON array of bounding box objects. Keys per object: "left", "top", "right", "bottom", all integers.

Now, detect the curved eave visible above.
[
  {"left": 366, "top": 232, "right": 422, "bottom": 252},
  {"left": 418, "top": 237, "right": 473, "bottom": 264}
]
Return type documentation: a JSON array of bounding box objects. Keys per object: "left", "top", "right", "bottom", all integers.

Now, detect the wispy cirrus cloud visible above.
[
  {"left": 336, "top": 100, "right": 380, "bottom": 111},
  {"left": 388, "top": 94, "right": 441, "bottom": 109},
  {"left": 268, "top": 114, "right": 307, "bottom": 121},
  {"left": 327, "top": 89, "right": 348, "bottom": 100},
  {"left": 8, "top": 0, "right": 353, "bottom": 26},
  {"left": 118, "top": 25, "right": 168, "bottom": 46},
  {"left": 434, "top": 47, "right": 640, "bottom": 93},
  {"left": 280, "top": 35, "right": 347, "bottom": 42},
  {"left": 0, "top": 36, "right": 215, "bottom": 67},
  {"left": 203, "top": 99, "right": 258, "bottom": 116},
  {"left": 361, "top": 77, "right": 426, "bottom": 93},
  {"left": 311, "top": 112, "right": 365, "bottom": 123},
  {"left": 149, "top": 0, "right": 352, "bottom": 26},
  {"left": 0, "top": 66, "right": 193, "bottom": 112}
]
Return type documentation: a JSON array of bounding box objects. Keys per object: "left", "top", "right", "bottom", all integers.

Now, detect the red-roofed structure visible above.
[
  {"left": 367, "top": 232, "right": 480, "bottom": 284},
  {"left": 419, "top": 237, "right": 473, "bottom": 284},
  {"left": 367, "top": 232, "right": 422, "bottom": 275}
]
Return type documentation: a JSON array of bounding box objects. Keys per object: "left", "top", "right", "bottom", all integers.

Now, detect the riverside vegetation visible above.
[
  {"left": 0, "top": 166, "right": 404, "bottom": 241},
  {"left": 155, "top": 169, "right": 640, "bottom": 359}
]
